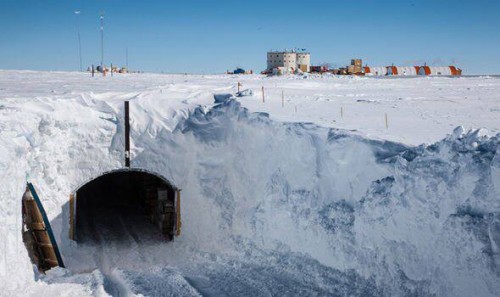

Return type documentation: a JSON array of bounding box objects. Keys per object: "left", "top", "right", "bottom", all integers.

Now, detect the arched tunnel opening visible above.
[
  {"left": 22, "top": 103, "right": 181, "bottom": 272},
  {"left": 72, "top": 169, "right": 180, "bottom": 244}
]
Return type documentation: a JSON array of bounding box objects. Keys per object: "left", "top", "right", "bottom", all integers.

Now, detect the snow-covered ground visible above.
[{"left": 0, "top": 70, "right": 499, "bottom": 296}]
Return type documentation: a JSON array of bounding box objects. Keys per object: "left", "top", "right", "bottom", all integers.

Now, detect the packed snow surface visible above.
[{"left": 0, "top": 71, "right": 499, "bottom": 296}]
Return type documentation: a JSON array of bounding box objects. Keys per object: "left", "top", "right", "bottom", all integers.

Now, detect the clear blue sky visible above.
[{"left": 0, "top": 0, "right": 499, "bottom": 74}]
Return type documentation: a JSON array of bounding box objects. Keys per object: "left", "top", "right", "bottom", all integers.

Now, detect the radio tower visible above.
[
  {"left": 74, "top": 11, "right": 82, "bottom": 71},
  {"left": 100, "top": 11, "right": 104, "bottom": 68}
]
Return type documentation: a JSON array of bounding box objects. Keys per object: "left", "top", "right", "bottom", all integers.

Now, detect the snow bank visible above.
[
  {"left": 161, "top": 99, "right": 499, "bottom": 296},
  {"left": 0, "top": 71, "right": 499, "bottom": 296}
]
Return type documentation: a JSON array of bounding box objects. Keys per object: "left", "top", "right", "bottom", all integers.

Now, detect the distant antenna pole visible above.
[
  {"left": 124, "top": 101, "right": 130, "bottom": 167},
  {"left": 100, "top": 11, "right": 104, "bottom": 68},
  {"left": 74, "top": 11, "right": 83, "bottom": 72}
]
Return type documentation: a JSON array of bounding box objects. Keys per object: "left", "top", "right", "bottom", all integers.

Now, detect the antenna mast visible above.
[
  {"left": 100, "top": 11, "right": 104, "bottom": 68},
  {"left": 74, "top": 11, "right": 82, "bottom": 71}
]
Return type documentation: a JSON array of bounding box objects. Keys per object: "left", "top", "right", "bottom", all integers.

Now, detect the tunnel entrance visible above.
[{"left": 72, "top": 169, "right": 180, "bottom": 244}]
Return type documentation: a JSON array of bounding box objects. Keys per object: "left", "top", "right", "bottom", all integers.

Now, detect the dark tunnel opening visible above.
[{"left": 74, "top": 169, "right": 178, "bottom": 244}]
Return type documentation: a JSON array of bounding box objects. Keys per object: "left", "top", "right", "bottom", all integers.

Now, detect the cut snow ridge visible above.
[{"left": 0, "top": 71, "right": 499, "bottom": 296}]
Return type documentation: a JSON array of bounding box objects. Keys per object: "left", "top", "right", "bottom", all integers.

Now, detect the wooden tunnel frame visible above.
[{"left": 69, "top": 168, "right": 182, "bottom": 242}]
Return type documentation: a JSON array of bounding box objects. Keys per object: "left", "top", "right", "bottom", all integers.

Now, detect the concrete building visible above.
[
  {"left": 267, "top": 50, "right": 310, "bottom": 73},
  {"left": 296, "top": 52, "right": 311, "bottom": 72}
]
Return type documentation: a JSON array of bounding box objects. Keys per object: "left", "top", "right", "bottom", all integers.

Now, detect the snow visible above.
[{"left": 0, "top": 70, "right": 499, "bottom": 296}]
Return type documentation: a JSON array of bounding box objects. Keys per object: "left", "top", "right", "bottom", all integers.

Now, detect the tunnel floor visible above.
[{"left": 75, "top": 170, "right": 176, "bottom": 244}]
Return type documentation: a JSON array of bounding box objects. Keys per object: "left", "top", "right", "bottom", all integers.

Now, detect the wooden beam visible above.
[
  {"left": 175, "top": 190, "right": 182, "bottom": 236},
  {"left": 69, "top": 193, "right": 75, "bottom": 240}
]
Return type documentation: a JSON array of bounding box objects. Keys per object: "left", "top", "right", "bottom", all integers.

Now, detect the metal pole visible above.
[
  {"left": 100, "top": 12, "right": 104, "bottom": 68},
  {"left": 124, "top": 101, "right": 130, "bottom": 167},
  {"left": 75, "top": 11, "right": 82, "bottom": 72}
]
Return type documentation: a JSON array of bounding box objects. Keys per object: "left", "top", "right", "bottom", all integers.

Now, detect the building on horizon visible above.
[{"left": 266, "top": 50, "right": 311, "bottom": 74}]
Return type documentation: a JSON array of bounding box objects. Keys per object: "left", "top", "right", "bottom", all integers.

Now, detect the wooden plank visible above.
[
  {"left": 44, "top": 259, "right": 59, "bottom": 266},
  {"left": 37, "top": 242, "right": 54, "bottom": 248},
  {"left": 33, "top": 230, "right": 51, "bottom": 243},
  {"left": 69, "top": 193, "right": 75, "bottom": 240},
  {"left": 27, "top": 183, "right": 65, "bottom": 268},
  {"left": 29, "top": 222, "right": 45, "bottom": 230},
  {"left": 175, "top": 190, "right": 182, "bottom": 236},
  {"left": 24, "top": 199, "right": 44, "bottom": 223}
]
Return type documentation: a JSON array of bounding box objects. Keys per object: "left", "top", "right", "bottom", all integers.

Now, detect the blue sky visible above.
[{"left": 0, "top": 0, "right": 499, "bottom": 74}]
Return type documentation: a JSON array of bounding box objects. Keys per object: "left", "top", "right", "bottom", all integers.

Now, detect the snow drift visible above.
[
  {"left": 166, "top": 99, "right": 500, "bottom": 296},
  {"left": 1, "top": 87, "right": 499, "bottom": 296}
]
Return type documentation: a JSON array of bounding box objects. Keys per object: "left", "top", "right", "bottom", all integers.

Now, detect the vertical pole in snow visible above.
[
  {"left": 262, "top": 86, "right": 265, "bottom": 103},
  {"left": 125, "top": 101, "right": 130, "bottom": 167},
  {"left": 385, "top": 113, "right": 389, "bottom": 129},
  {"left": 91, "top": 65, "right": 95, "bottom": 77},
  {"left": 237, "top": 82, "right": 241, "bottom": 93}
]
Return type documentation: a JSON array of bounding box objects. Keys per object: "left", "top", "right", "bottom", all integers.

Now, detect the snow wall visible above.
[{"left": 0, "top": 94, "right": 499, "bottom": 296}]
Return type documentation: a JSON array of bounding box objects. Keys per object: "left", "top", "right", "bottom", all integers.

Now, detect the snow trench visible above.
[{"left": 2, "top": 95, "right": 499, "bottom": 296}]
